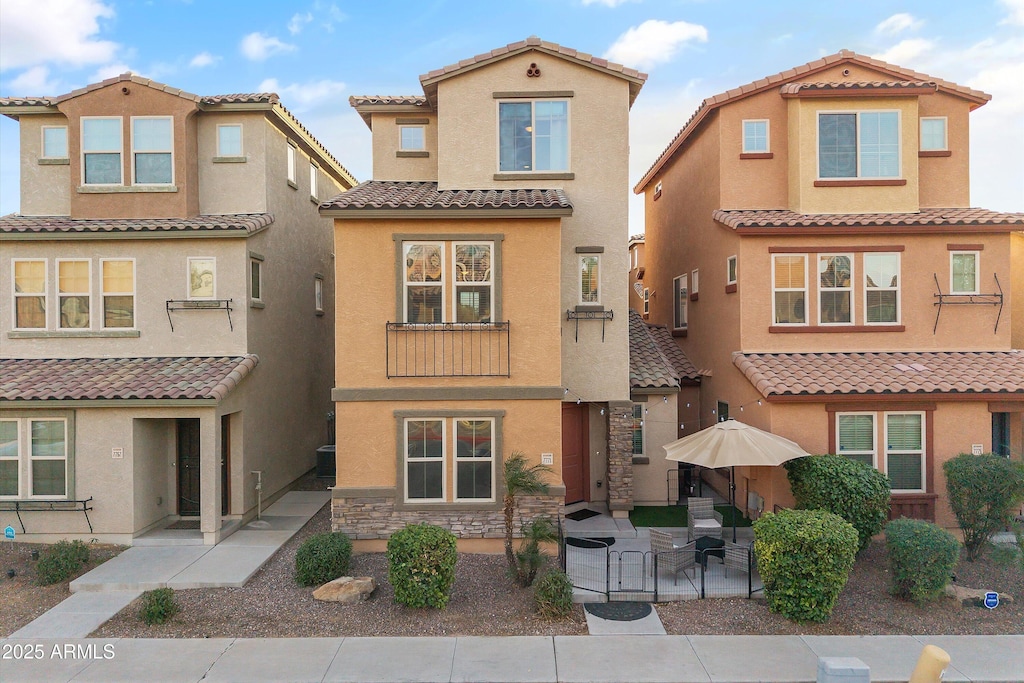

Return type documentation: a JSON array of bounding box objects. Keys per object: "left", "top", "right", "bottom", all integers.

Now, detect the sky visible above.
[{"left": 1, "top": 0, "right": 1022, "bottom": 232}]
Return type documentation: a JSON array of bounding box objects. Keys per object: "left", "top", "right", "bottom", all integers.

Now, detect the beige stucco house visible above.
[
  {"left": 0, "top": 73, "right": 355, "bottom": 544},
  {"left": 636, "top": 50, "right": 1024, "bottom": 528}
]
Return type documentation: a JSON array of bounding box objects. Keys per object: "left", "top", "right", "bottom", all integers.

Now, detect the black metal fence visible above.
[{"left": 385, "top": 321, "right": 510, "bottom": 377}]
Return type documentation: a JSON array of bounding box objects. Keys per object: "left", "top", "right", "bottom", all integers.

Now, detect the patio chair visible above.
[
  {"left": 687, "top": 497, "right": 723, "bottom": 540},
  {"left": 649, "top": 528, "right": 695, "bottom": 585},
  {"left": 722, "top": 542, "right": 750, "bottom": 578}
]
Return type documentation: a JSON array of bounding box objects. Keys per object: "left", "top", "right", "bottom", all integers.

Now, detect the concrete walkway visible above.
[
  {"left": 1, "top": 634, "right": 1021, "bottom": 682},
  {"left": 8, "top": 491, "right": 330, "bottom": 639}
]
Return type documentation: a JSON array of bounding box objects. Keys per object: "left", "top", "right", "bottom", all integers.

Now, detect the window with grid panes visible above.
[
  {"left": 864, "top": 253, "right": 900, "bottom": 323},
  {"left": 773, "top": 255, "right": 806, "bottom": 324}
]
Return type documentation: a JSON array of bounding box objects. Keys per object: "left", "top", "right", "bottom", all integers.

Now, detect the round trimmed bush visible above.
[
  {"left": 295, "top": 532, "right": 352, "bottom": 587},
  {"left": 140, "top": 587, "right": 178, "bottom": 625},
  {"left": 36, "top": 539, "right": 91, "bottom": 586},
  {"left": 785, "top": 454, "right": 891, "bottom": 552},
  {"left": 534, "top": 569, "right": 573, "bottom": 619},
  {"left": 885, "top": 518, "right": 959, "bottom": 604},
  {"left": 387, "top": 523, "right": 457, "bottom": 609},
  {"left": 753, "top": 508, "right": 858, "bottom": 623},
  {"left": 944, "top": 452, "right": 1024, "bottom": 561}
]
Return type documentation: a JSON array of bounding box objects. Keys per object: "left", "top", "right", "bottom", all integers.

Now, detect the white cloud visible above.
[
  {"left": 240, "top": 32, "right": 296, "bottom": 61},
  {"left": 257, "top": 78, "right": 346, "bottom": 111},
  {"left": 288, "top": 12, "right": 313, "bottom": 35},
  {"left": 998, "top": 0, "right": 1024, "bottom": 26},
  {"left": 582, "top": 0, "right": 636, "bottom": 6},
  {"left": 604, "top": 19, "right": 708, "bottom": 70},
  {"left": 89, "top": 62, "right": 133, "bottom": 82},
  {"left": 189, "top": 52, "right": 219, "bottom": 68},
  {"left": 874, "top": 13, "right": 923, "bottom": 36},
  {"left": 7, "top": 66, "right": 61, "bottom": 93},
  {"left": 0, "top": 0, "right": 118, "bottom": 71},
  {"left": 872, "top": 38, "right": 934, "bottom": 65}
]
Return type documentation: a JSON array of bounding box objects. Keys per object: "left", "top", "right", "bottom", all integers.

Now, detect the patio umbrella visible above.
[{"left": 663, "top": 418, "right": 811, "bottom": 541}]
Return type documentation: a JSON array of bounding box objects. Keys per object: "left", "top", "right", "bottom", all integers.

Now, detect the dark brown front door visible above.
[
  {"left": 220, "top": 415, "right": 230, "bottom": 516},
  {"left": 561, "top": 403, "right": 589, "bottom": 504},
  {"left": 177, "top": 418, "right": 201, "bottom": 516}
]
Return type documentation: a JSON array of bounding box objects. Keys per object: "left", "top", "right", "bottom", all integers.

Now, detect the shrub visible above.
[
  {"left": 785, "top": 454, "right": 891, "bottom": 552},
  {"left": 36, "top": 540, "right": 91, "bottom": 586},
  {"left": 295, "top": 532, "right": 353, "bottom": 587},
  {"left": 140, "top": 587, "right": 178, "bottom": 625},
  {"left": 534, "top": 569, "right": 574, "bottom": 619},
  {"left": 753, "top": 508, "right": 858, "bottom": 623},
  {"left": 944, "top": 452, "right": 1024, "bottom": 561},
  {"left": 885, "top": 518, "right": 959, "bottom": 604},
  {"left": 513, "top": 517, "right": 558, "bottom": 587},
  {"left": 387, "top": 523, "right": 457, "bottom": 609}
]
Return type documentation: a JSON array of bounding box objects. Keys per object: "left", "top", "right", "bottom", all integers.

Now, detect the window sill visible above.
[
  {"left": 287, "top": 180, "right": 298, "bottom": 190},
  {"left": 725, "top": 283, "right": 737, "bottom": 294},
  {"left": 919, "top": 150, "right": 951, "bottom": 158},
  {"left": 315, "top": 310, "right": 325, "bottom": 317},
  {"left": 78, "top": 185, "right": 178, "bottom": 194},
  {"left": 250, "top": 301, "right": 265, "bottom": 309},
  {"left": 739, "top": 152, "right": 773, "bottom": 160},
  {"left": 813, "top": 179, "right": 907, "bottom": 187},
  {"left": 395, "top": 501, "right": 502, "bottom": 512},
  {"left": 575, "top": 305, "right": 605, "bottom": 313},
  {"left": 213, "top": 156, "right": 248, "bottom": 164},
  {"left": 310, "top": 195, "right": 320, "bottom": 204},
  {"left": 39, "top": 157, "right": 70, "bottom": 166},
  {"left": 689, "top": 292, "right": 699, "bottom": 302},
  {"left": 8, "top": 329, "right": 141, "bottom": 339},
  {"left": 493, "top": 172, "right": 574, "bottom": 181},
  {"left": 396, "top": 151, "right": 429, "bottom": 158},
  {"left": 653, "top": 190, "right": 662, "bottom": 201},
  {"left": 631, "top": 456, "right": 650, "bottom": 465},
  {"left": 672, "top": 328, "right": 688, "bottom": 338},
  {"left": 768, "top": 324, "right": 905, "bottom": 333}
]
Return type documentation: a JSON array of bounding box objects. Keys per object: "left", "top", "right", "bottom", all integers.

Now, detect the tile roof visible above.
[
  {"left": 733, "top": 351, "right": 1024, "bottom": 398},
  {"left": 0, "top": 356, "right": 258, "bottom": 402},
  {"left": 635, "top": 49, "right": 992, "bottom": 193},
  {"left": 320, "top": 181, "right": 572, "bottom": 213},
  {"left": 629, "top": 310, "right": 700, "bottom": 390},
  {"left": 628, "top": 234, "right": 646, "bottom": 243},
  {"left": 712, "top": 208, "right": 1024, "bottom": 230},
  {"left": 0, "top": 213, "right": 274, "bottom": 237},
  {"left": 349, "top": 95, "right": 429, "bottom": 107},
  {"left": 778, "top": 80, "right": 937, "bottom": 95}
]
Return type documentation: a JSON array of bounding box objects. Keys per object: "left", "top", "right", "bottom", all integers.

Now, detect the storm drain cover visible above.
[{"left": 584, "top": 602, "right": 653, "bottom": 621}]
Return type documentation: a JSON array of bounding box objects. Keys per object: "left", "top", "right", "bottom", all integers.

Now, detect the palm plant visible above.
[{"left": 503, "top": 451, "right": 553, "bottom": 584}]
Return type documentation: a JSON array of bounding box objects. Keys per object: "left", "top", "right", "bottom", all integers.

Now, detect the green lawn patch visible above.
[{"left": 628, "top": 505, "right": 752, "bottom": 528}]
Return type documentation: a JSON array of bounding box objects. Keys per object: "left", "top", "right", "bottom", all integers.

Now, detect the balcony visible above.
[{"left": 386, "top": 322, "right": 510, "bottom": 378}]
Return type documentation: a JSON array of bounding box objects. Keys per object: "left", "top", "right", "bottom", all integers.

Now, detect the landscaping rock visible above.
[
  {"left": 313, "top": 576, "right": 375, "bottom": 603},
  {"left": 944, "top": 583, "right": 1014, "bottom": 607}
]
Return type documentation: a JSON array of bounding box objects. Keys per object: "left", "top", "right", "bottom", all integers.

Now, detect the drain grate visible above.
[{"left": 584, "top": 602, "right": 653, "bottom": 621}]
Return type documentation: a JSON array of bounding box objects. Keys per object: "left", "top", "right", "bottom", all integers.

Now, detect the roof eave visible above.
[{"left": 321, "top": 207, "right": 573, "bottom": 219}]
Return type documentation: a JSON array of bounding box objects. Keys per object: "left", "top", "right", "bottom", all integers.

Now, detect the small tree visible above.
[
  {"left": 944, "top": 452, "right": 1024, "bottom": 561},
  {"left": 503, "top": 451, "right": 553, "bottom": 586},
  {"left": 514, "top": 517, "right": 558, "bottom": 587}
]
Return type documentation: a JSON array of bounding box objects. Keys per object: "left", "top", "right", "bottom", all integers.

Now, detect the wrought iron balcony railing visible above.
[{"left": 385, "top": 322, "right": 511, "bottom": 378}]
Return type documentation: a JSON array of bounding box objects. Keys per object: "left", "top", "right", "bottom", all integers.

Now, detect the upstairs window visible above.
[
  {"left": 632, "top": 404, "right": 644, "bottom": 456},
  {"left": 772, "top": 255, "right": 807, "bottom": 325},
  {"left": 673, "top": 274, "right": 688, "bottom": 329},
  {"left": 399, "top": 125, "right": 425, "bottom": 151},
  {"left": 642, "top": 287, "right": 649, "bottom": 315},
  {"left": 950, "top": 251, "right": 979, "bottom": 294},
  {"left": 742, "top": 119, "right": 769, "bottom": 153},
  {"left": 217, "top": 124, "right": 243, "bottom": 156},
  {"left": 132, "top": 117, "right": 173, "bottom": 185},
  {"left": 818, "top": 111, "right": 899, "bottom": 179},
  {"left": 498, "top": 100, "right": 568, "bottom": 172},
  {"left": 57, "top": 259, "right": 90, "bottom": 329},
  {"left": 286, "top": 143, "right": 297, "bottom": 185},
  {"left": 454, "top": 243, "right": 492, "bottom": 322},
  {"left": 42, "top": 126, "right": 68, "bottom": 159},
  {"left": 13, "top": 259, "right": 47, "bottom": 329},
  {"left": 82, "top": 117, "right": 122, "bottom": 184},
  {"left": 101, "top": 259, "right": 135, "bottom": 328},
  {"left": 250, "top": 256, "right": 263, "bottom": 304},
  {"left": 579, "top": 255, "right": 600, "bottom": 305},
  {"left": 864, "top": 253, "right": 900, "bottom": 324},
  {"left": 404, "top": 243, "right": 444, "bottom": 323},
  {"left": 920, "top": 118, "right": 947, "bottom": 151},
  {"left": 309, "top": 163, "right": 318, "bottom": 199},
  {"left": 727, "top": 255, "right": 738, "bottom": 286},
  {"left": 818, "top": 254, "right": 853, "bottom": 325}
]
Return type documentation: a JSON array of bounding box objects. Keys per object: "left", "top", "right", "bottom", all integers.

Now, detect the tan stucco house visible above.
[
  {"left": 0, "top": 74, "right": 356, "bottom": 544},
  {"left": 321, "top": 37, "right": 646, "bottom": 549},
  {"left": 636, "top": 50, "right": 1024, "bottom": 528}
]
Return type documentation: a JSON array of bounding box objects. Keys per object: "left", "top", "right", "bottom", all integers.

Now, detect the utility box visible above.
[
  {"left": 817, "top": 657, "right": 869, "bottom": 683},
  {"left": 316, "top": 445, "right": 336, "bottom": 479}
]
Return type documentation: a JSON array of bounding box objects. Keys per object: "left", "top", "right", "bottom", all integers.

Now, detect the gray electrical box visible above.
[{"left": 817, "top": 657, "right": 869, "bottom": 683}]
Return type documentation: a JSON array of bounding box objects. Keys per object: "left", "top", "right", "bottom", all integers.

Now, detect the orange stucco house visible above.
[{"left": 636, "top": 50, "right": 1024, "bottom": 528}]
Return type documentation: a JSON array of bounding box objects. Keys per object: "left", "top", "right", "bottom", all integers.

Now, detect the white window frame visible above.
[
  {"left": 12, "top": 258, "right": 48, "bottom": 330},
  {"left": 691, "top": 268, "right": 700, "bottom": 296},
  {"left": 863, "top": 252, "right": 901, "bottom": 325},
  {"left": 631, "top": 404, "right": 645, "bottom": 456},
  {"left": 249, "top": 256, "right": 263, "bottom": 304},
  {"left": 817, "top": 253, "right": 854, "bottom": 326},
  {"left": 742, "top": 119, "right": 770, "bottom": 153},
  {"left": 403, "top": 242, "right": 446, "bottom": 324},
  {"left": 100, "top": 258, "right": 136, "bottom": 330},
  {"left": 673, "top": 273, "right": 688, "bottom": 330},
  {"left": 726, "top": 255, "right": 738, "bottom": 286},
  {"left": 0, "top": 419, "right": 20, "bottom": 500},
  {"left": 452, "top": 241, "right": 493, "bottom": 323},
  {"left": 130, "top": 116, "right": 174, "bottom": 186},
  {"left": 399, "top": 125, "right": 425, "bottom": 151},
  {"left": 216, "top": 123, "right": 243, "bottom": 157},
  {"left": 836, "top": 412, "right": 877, "bottom": 469},
  {"left": 404, "top": 418, "right": 446, "bottom": 503},
  {"left": 496, "top": 99, "right": 571, "bottom": 173},
  {"left": 81, "top": 116, "right": 123, "bottom": 185},
  {"left": 884, "top": 411, "right": 926, "bottom": 493},
  {"left": 28, "top": 417, "right": 68, "bottom": 499},
  {"left": 919, "top": 117, "right": 947, "bottom": 152},
  {"left": 950, "top": 251, "right": 980, "bottom": 295},
  {"left": 56, "top": 258, "right": 92, "bottom": 330},
  {"left": 314, "top": 275, "right": 324, "bottom": 314},
  {"left": 772, "top": 254, "right": 808, "bottom": 326},
  {"left": 453, "top": 418, "right": 495, "bottom": 503},
  {"left": 578, "top": 254, "right": 600, "bottom": 306},
  {"left": 642, "top": 287, "right": 649, "bottom": 315},
  {"left": 816, "top": 110, "right": 902, "bottom": 180},
  {"left": 41, "top": 125, "right": 68, "bottom": 159},
  {"left": 309, "top": 162, "right": 318, "bottom": 200},
  {"left": 286, "top": 142, "right": 297, "bottom": 184}
]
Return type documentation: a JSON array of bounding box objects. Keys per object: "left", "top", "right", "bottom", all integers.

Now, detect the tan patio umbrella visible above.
[{"left": 663, "top": 418, "right": 811, "bottom": 541}]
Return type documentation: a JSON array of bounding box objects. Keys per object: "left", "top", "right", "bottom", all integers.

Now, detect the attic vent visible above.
[{"left": 527, "top": 62, "right": 541, "bottom": 78}]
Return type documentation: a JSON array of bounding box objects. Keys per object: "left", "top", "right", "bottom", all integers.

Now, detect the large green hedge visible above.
[
  {"left": 785, "top": 454, "right": 891, "bottom": 552},
  {"left": 295, "top": 532, "right": 353, "bottom": 587},
  {"left": 944, "top": 452, "right": 1024, "bottom": 561},
  {"left": 753, "top": 509, "right": 858, "bottom": 623},
  {"left": 885, "top": 518, "right": 959, "bottom": 604},
  {"left": 387, "top": 523, "right": 458, "bottom": 609}
]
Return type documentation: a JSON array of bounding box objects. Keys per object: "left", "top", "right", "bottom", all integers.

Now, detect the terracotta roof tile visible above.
[
  {"left": 0, "top": 356, "right": 258, "bottom": 402},
  {"left": 320, "top": 181, "right": 572, "bottom": 212},
  {"left": 201, "top": 93, "right": 278, "bottom": 105},
  {"left": 349, "top": 95, "right": 428, "bottom": 107},
  {"left": 778, "top": 80, "right": 936, "bottom": 95},
  {"left": 733, "top": 351, "right": 1024, "bottom": 398},
  {"left": 713, "top": 207, "right": 1024, "bottom": 229},
  {"left": 629, "top": 310, "right": 700, "bottom": 390},
  {"left": 646, "top": 322, "right": 700, "bottom": 382},
  {"left": 0, "top": 213, "right": 274, "bottom": 237}
]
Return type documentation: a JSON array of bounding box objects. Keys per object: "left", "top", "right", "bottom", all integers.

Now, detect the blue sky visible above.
[{"left": 2, "top": 0, "right": 1022, "bottom": 231}]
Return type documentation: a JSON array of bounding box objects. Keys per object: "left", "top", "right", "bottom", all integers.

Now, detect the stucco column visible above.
[
  {"left": 200, "top": 414, "right": 221, "bottom": 543},
  {"left": 606, "top": 400, "right": 634, "bottom": 516}
]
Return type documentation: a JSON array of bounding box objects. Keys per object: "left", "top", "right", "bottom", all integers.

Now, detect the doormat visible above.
[
  {"left": 585, "top": 602, "right": 653, "bottom": 621},
  {"left": 565, "top": 537, "right": 616, "bottom": 549},
  {"left": 166, "top": 520, "right": 201, "bottom": 530},
  {"left": 565, "top": 508, "right": 601, "bottom": 522}
]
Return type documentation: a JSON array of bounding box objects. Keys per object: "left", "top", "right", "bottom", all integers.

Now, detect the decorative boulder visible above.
[
  {"left": 944, "top": 583, "right": 1014, "bottom": 607},
  {"left": 313, "top": 576, "right": 376, "bottom": 604}
]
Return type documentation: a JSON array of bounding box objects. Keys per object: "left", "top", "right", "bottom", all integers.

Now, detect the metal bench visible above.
[{"left": 0, "top": 497, "right": 94, "bottom": 533}]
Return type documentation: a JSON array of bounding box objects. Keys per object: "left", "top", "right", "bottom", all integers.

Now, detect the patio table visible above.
[{"left": 694, "top": 536, "right": 725, "bottom": 569}]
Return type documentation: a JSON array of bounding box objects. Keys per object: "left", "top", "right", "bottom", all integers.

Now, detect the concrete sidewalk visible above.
[{"left": 1, "top": 634, "right": 1020, "bottom": 682}]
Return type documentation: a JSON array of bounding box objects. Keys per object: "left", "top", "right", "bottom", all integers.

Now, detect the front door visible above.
[
  {"left": 177, "top": 418, "right": 201, "bottom": 516},
  {"left": 561, "top": 403, "right": 589, "bottom": 504}
]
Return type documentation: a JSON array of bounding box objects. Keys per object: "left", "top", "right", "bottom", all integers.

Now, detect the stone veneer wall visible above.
[
  {"left": 606, "top": 400, "right": 634, "bottom": 511},
  {"left": 331, "top": 493, "right": 563, "bottom": 540}
]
